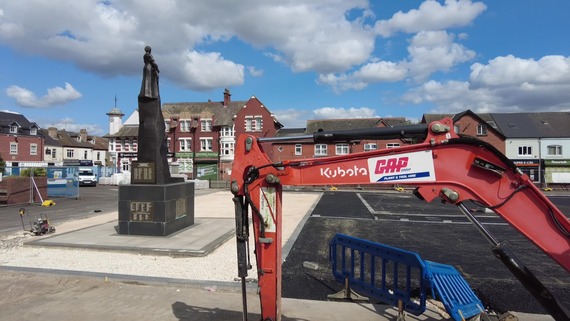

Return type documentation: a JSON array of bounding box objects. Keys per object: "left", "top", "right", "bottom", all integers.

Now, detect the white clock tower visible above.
[{"left": 106, "top": 97, "right": 125, "bottom": 135}]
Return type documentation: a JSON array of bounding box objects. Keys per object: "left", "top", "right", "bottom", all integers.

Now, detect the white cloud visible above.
[
  {"left": 316, "top": 30, "right": 474, "bottom": 92},
  {"left": 273, "top": 108, "right": 311, "bottom": 128},
  {"left": 406, "top": 30, "right": 475, "bottom": 81},
  {"left": 6, "top": 82, "right": 82, "bottom": 108},
  {"left": 248, "top": 66, "right": 263, "bottom": 77},
  {"left": 375, "top": 0, "right": 486, "bottom": 37},
  {"left": 0, "top": 0, "right": 377, "bottom": 90},
  {"left": 313, "top": 107, "right": 377, "bottom": 119},
  {"left": 403, "top": 54, "right": 570, "bottom": 114},
  {"left": 469, "top": 55, "right": 570, "bottom": 88},
  {"left": 166, "top": 50, "right": 245, "bottom": 91}
]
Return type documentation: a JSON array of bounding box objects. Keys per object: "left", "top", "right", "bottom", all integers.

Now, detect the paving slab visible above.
[{"left": 24, "top": 217, "right": 235, "bottom": 257}]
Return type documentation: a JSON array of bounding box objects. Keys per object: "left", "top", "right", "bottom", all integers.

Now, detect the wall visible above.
[{"left": 0, "top": 176, "right": 47, "bottom": 205}]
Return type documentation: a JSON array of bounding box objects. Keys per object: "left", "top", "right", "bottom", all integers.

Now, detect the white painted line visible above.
[{"left": 356, "top": 193, "right": 375, "bottom": 214}]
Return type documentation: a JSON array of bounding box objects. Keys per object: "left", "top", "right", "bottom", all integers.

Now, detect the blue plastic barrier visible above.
[{"left": 329, "top": 233, "right": 483, "bottom": 320}]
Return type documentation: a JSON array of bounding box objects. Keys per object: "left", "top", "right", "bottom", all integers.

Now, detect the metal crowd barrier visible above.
[{"left": 329, "top": 233, "right": 483, "bottom": 320}]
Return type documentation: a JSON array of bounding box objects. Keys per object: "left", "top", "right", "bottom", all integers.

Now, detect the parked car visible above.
[{"left": 78, "top": 167, "right": 97, "bottom": 187}]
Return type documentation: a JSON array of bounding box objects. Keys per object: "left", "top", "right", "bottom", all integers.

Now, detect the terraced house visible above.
[{"left": 105, "top": 89, "right": 283, "bottom": 180}]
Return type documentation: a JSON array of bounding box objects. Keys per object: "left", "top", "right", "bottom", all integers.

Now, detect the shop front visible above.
[
  {"left": 512, "top": 159, "right": 540, "bottom": 183},
  {"left": 544, "top": 159, "right": 570, "bottom": 185}
]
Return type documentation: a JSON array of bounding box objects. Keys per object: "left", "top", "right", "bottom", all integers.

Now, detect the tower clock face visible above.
[{"left": 110, "top": 117, "right": 114, "bottom": 122}]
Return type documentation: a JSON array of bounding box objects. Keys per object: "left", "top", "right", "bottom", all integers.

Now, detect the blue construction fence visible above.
[{"left": 3, "top": 166, "right": 81, "bottom": 199}]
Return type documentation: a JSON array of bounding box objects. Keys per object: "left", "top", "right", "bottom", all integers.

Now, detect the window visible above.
[
  {"left": 180, "top": 120, "right": 191, "bottom": 132},
  {"left": 245, "top": 117, "right": 253, "bottom": 131},
  {"left": 222, "top": 142, "right": 234, "bottom": 156},
  {"left": 254, "top": 116, "right": 262, "bottom": 131},
  {"left": 295, "top": 144, "right": 302, "bottom": 155},
  {"left": 84, "top": 150, "right": 88, "bottom": 159},
  {"left": 66, "top": 149, "right": 74, "bottom": 158},
  {"left": 245, "top": 116, "right": 262, "bottom": 131},
  {"left": 336, "top": 144, "right": 349, "bottom": 155},
  {"left": 10, "top": 142, "right": 18, "bottom": 155},
  {"left": 30, "top": 127, "right": 37, "bottom": 135},
  {"left": 315, "top": 144, "right": 327, "bottom": 156},
  {"left": 386, "top": 143, "right": 400, "bottom": 148},
  {"left": 180, "top": 138, "right": 192, "bottom": 151},
  {"left": 364, "top": 143, "right": 377, "bottom": 151},
  {"left": 166, "top": 138, "right": 171, "bottom": 149},
  {"left": 547, "top": 145, "right": 562, "bottom": 156},
  {"left": 30, "top": 143, "right": 37, "bottom": 155},
  {"left": 518, "top": 146, "right": 532, "bottom": 156},
  {"left": 477, "top": 124, "right": 487, "bottom": 136},
  {"left": 179, "top": 159, "right": 193, "bottom": 173},
  {"left": 96, "top": 152, "right": 101, "bottom": 161},
  {"left": 221, "top": 126, "right": 234, "bottom": 137},
  {"left": 201, "top": 119, "right": 212, "bottom": 132},
  {"left": 200, "top": 138, "right": 213, "bottom": 151},
  {"left": 10, "top": 125, "right": 18, "bottom": 134},
  {"left": 110, "top": 139, "right": 115, "bottom": 151},
  {"left": 164, "top": 120, "right": 170, "bottom": 131},
  {"left": 51, "top": 149, "right": 57, "bottom": 159}
]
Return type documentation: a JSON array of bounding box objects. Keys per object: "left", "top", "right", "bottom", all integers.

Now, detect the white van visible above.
[{"left": 78, "top": 167, "right": 97, "bottom": 187}]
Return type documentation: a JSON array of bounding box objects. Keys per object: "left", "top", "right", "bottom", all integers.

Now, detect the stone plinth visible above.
[{"left": 118, "top": 181, "right": 194, "bottom": 236}]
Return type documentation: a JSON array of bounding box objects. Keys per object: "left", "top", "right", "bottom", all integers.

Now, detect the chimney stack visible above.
[
  {"left": 80, "top": 129, "right": 88, "bottom": 142},
  {"left": 223, "top": 88, "right": 231, "bottom": 107},
  {"left": 48, "top": 127, "right": 57, "bottom": 138}
]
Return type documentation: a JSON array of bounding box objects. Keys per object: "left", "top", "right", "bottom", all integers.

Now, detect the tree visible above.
[{"left": 0, "top": 153, "right": 5, "bottom": 174}]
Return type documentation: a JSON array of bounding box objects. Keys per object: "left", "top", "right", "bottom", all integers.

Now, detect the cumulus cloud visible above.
[
  {"left": 6, "top": 83, "right": 82, "bottom": 108},
  {"left": 0, "top": 0, "right": 377, "bottom": 90},
  {"left": 273, "top": 108, "right": 311, "bottom": 128},
  {"left": 469, "top": 55, "right": 570, "bottom": 88},
  {"left": 313, "top": 107, "right": 377, "bottom": 119},
  {"left": 406, "top": 30, "right": 476, "bottom": 81},
  {"left": 248, "top": 66, "right": 263, "bottom": 77},
  {"left": 316, "top": 30, "right": 473, "bottom": 92},
  {"left": 165, "top": 50, "right": 245, "bottom": 91},
  {"left": 403, "top": 55, "right": 570, "bottom": 114},
  {"left": 375, "top": 0, "right": 486, "bottom": 37}
]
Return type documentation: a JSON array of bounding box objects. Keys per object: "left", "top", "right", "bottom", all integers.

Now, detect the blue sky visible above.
[{"left": 1, "top": 0, "right": 569, "bottom": 136}]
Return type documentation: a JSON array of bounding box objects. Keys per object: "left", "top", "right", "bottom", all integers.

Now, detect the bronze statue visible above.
[
  {"left": 136, "top": 45, "right": 171, "bottom": 184},
  {"left": 139, "top": 46, "right": 160, "bottom": 100}
]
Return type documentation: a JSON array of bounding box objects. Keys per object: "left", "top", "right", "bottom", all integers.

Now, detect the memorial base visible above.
[{"left": 118, "top": 181, "right": 194, "bottom": 236}]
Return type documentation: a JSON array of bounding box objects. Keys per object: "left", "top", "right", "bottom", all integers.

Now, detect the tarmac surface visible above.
[{"left": 0, "top": 188, "right": 566, "bottom": 321}]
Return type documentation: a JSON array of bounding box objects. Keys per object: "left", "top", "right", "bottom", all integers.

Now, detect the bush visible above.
[
  {"left": 0, "top": 154, "right": 5, "bottom": 174},
  {"left": 20, "top": 168, "right": 47, "bottom": 177}
]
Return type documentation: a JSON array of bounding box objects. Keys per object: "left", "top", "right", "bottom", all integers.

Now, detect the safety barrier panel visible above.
[{"left": 329, "top": 234, "right": 483, "bottom": 320}]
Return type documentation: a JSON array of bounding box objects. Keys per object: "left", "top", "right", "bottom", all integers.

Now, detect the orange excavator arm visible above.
[{"left": 230, "top": 118, "right": 570, "bottom": 321}]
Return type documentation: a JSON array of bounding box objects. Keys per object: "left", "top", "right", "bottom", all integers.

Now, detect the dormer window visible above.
[
  {"left": 30, "top": 127, "right": 37, "bottom": 135},
  {"left": 10, "top": 125, "right": 18, "bottom": 134}
]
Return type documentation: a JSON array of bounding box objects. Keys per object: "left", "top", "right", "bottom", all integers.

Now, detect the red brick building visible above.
[
  {"left": 107, "top": 89, "right": 283, "bottom": 180},
  {"left": 271, "top": 118, "right": 412, "bottom": 163},
  {"left": 421, "top": 110, "right": 506, "bottom": 154},
  {"left": 0, "top": 111, "right": 44, "bottom": 170}
]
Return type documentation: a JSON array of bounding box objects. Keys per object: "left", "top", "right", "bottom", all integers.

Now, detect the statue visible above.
[
  {"left": 139, "top": 46, "right": 160, "bottom": 100},
  {"left": 118, "top": 45, "right": 194, "bottom": 237},
  {"left": 136, "top": 45, "right": 171, "bottom": 184}
]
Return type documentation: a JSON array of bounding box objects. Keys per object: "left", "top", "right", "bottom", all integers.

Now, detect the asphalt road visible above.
[
  {"left": 0, "top": 185, "right": 120, "bottom": 235},
  {"left": 2, "top": 186, "right": 569, "bottom": 316},
  {"left": 282, "top": 191, "right": 570, "bottom": 316}
]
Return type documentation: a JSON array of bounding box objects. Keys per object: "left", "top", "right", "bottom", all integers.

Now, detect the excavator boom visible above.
[{"left": 230, "top": 118, "right": 570, "bottom": 321}]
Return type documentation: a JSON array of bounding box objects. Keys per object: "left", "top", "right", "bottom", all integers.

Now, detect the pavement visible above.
[{"left": 0, "top": 189, "right": 560, "bottom": 321}]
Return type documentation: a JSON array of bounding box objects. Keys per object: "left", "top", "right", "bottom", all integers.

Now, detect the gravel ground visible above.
[{"left": 0, "top": 191, "right": 320, "bottom": 283}]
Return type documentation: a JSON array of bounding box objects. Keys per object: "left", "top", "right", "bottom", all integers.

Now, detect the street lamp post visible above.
[
  {"left": 192, "top": 117, "right": 199, "bottom": 179},
  {"left": 169, "top": 115, "right": 179, "bottom": 162}
]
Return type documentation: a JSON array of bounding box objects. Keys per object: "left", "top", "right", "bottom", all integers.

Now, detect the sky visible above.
[{"left": 1, "top": 0, "right": 569, "bottom": 136}]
